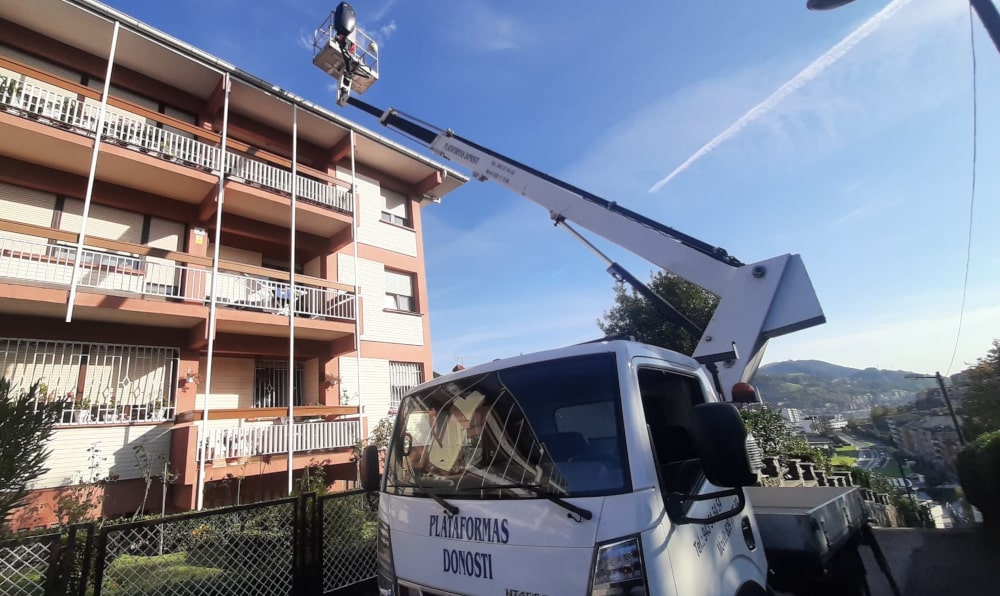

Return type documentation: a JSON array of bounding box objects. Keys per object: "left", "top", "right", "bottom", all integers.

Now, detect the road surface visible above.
[{"left": 862, "top": 528, "right": 999, "bottom": 596}]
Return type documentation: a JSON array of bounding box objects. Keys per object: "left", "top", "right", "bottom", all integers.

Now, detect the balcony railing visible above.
[
  {"left": 225, "top": 153, "right": 352, "bottom": 213},
  {"left": 211, "top": 270, "right": 356, "bottom": 320},
  {"left": 0, "top": 74, "right": 351, "bottom": 213},
  {"left": 196, "top": 419, "right": 361, "bottom": 461},
  {"left": 0, "top": 337, "right": 178, "bottom": 426},
  {"left": 0, "top": 235, "right": 357, "bottom": 321}
]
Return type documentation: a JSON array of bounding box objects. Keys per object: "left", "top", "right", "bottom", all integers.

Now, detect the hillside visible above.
[{"left": 753, "top": 360, "right": 935, "bottom": 413}]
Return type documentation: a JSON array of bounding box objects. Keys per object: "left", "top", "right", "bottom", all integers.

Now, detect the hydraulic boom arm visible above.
[{"left": 337, "top": 82, "right": 823, "bottom": 397}]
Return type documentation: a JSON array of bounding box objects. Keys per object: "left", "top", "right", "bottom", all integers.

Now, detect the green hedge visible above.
[{"left": 957, "top": 430, "right": 1000, "bottom": 533}]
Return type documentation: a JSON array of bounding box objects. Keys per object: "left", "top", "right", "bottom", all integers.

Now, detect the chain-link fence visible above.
[
  {"left": 0, "top": 532, "right": 61, "bottom": 596},
  {"left": 0, "top": 524, "right": 95, "bottom": 596},
  {"left": 316, "top": 490, "right": 379, "bottom": 593},
  {"left": 1, "top": 492, "right": 379, "bottom": 596},
  {"left": 92, "top": 498, "right": 298, "bottom": 596}
]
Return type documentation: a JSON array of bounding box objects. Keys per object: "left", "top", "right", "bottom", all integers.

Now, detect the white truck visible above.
[{"left": 313, "top": 5, "right": 899, "bottom": 595}]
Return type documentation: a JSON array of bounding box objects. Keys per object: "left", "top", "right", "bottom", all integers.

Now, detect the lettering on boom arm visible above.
[
  {"left": 441, "top": 142, "right": 480, "bottom": 166},
  {"left": 430, "top": 514, "right": 510, "bottom": 581}
]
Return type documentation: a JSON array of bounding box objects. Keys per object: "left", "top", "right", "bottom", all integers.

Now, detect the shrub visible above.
[{"left": 957, "top": 430, "right": 1000, "bottom": 534}]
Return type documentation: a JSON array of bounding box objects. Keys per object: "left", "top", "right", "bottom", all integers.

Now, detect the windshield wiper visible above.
[
  {"left": 392, "top": 482, "right": 459, "bottom": 516},
  {"left": 456, "top": 483, "right": 593, "bottom": 522}
]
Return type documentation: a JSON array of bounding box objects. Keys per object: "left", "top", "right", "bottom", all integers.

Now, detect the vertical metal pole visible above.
[
  {"left": 935, "top": 371, "right": 967, "bottom": 446},
  {"left": 196, "top": 73, "right": 231, "bottom": 511},
  {"left": 66, "top": 21, "right": 119, "bottom": 322},
  {"left": 287, "top": 105, "right": 298, "bottom": 496},
  {"left": 350, "top": 130, "right": 363, "bottom": 445}
]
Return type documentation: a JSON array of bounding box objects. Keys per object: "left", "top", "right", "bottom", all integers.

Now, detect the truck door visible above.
[{"left": 635, "top": 363, "right": 765, "bottom": 595}]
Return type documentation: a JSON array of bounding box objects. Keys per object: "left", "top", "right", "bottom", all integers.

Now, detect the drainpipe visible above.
[
  {"left": 287, "top": 105, "right": 298, "bottom": 496},
  {"left": 350, "top": 129, "right": 363, "bottom": 456},
  {"left": 65, "top": 21, "right": 119, "bottom": 322},
  {"left": 195, "top": 73, "right": 231, "bottom": 511}
]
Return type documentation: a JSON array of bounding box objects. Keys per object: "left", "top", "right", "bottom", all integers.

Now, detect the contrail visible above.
[{"left": 648, "top": 0, "right": 913, "bottom": 194}]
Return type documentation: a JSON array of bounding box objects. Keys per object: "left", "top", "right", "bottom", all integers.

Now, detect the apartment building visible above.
[{"left": 0, "top": 0, "right": 466, "bottom": 530}]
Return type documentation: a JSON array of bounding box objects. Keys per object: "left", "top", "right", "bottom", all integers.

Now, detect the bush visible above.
[{"left": 957, "top": 430, "right": 1000, "bottom": 534}]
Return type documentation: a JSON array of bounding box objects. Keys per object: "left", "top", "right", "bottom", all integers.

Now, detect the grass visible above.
[
  {"left": 0, "top": 570, "right": 43, "bottom": 594},
  {"left": 832, "top": 446, "right": 858, "bottom": 468},
  {"left": 831, "top": 455, "right": 857, "bottom": 468},
  {"left": 103, "top": 551, "right": 227, "bottom": 595},
  {"left": 878, "top": 458, "right": 904, "bottom": 479}
]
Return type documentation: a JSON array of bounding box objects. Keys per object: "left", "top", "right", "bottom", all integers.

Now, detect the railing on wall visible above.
[
  {"left": 0, "top": 74, "right": 351, "bottom": 213},
  {"left": 196, "top": 420, "right": 361, "bottom": 461}
]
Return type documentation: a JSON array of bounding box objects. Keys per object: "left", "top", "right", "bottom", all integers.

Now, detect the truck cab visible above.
[{"left": 362, "top": 340, "right": 768, "bottom": 596}]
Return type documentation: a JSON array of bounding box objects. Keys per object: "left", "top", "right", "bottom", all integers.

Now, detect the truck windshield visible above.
[{"left": 386, "top": 353, "right": 629, "bottom": 499}]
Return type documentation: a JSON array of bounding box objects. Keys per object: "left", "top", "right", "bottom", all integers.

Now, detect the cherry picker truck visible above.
[{"left": 312, "top": 4, "right": 902, "bottom": 595}]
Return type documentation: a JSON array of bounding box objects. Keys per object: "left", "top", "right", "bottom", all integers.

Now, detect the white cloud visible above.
[
  {"left": 380, "top": 20, "right": 398, "bottom": 41},
  {"left": 296, "top": 29, "right": 314, "bottom": 53},
  {"left": 560, "top": 0, "right": 968, "bottom": 204},
  {"left": 648, "top": 0, "right": 915, "bottom": 193}
]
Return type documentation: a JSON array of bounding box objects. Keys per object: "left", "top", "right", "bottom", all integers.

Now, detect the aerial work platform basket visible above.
[{"left": 312, "top": 6, "right": 379, "bottom": 103}]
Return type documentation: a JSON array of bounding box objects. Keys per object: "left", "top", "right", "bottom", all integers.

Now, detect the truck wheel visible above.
[
  {"left": 735, "top": 582, "right": 768, "bottom": 596},
  {"left": 818, "top": 545, "right": 870, "bottom": 596}
]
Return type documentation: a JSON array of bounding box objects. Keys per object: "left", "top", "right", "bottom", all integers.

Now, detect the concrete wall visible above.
[
  {"left": 339, "top": 168, "right": 417, "bottom": 257},
  {"left": 337, "top": 254, "right": 423, "bottom": 345}
]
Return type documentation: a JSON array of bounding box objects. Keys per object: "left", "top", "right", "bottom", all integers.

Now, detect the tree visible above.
[
  {"left": 740, "top": 406, "right": 789, "bottom": 457},
  {"left": 962, "top": 339, "right": 1000, "bottom": 438},
  {"left": 0, "top": 378, "right": 66, "bottom": 534},
  {"left": 598, "top": 271, "right": 718, "bottom": 355}
]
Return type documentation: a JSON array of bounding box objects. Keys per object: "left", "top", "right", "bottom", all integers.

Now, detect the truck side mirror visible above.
[
  {"left": 359, "top": 444, "right": 381, "bottom": 492},
  {"left": 690, "top": 402, "right": 756, "bottom": 488}
]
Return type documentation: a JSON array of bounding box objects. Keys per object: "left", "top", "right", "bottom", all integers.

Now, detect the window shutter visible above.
[{"left": 385, "top": 270, "right": 413, "bottom": 297}]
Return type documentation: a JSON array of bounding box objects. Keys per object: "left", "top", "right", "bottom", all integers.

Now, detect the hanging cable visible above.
[{"left": 946, "top": 5, "right": 979, "bottom": 376}]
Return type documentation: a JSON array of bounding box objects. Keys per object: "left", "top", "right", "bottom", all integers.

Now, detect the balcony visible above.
[
  {"left": 0, "top": 337, "right": 179, "bottom": 427},
  {"left": 196, "top": 418, "right": 361, "bottom": 462},
  {"left": 0, "top": 225, "right": 357, "bottom": 324},
  {"left": 0, "top": 72, "right": 352, "bottom": 215}
]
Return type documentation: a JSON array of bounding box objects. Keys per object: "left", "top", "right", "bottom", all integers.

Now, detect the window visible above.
[
  {"left": 385, "top": 270, "right": 416, "bottom": 312},
  {"left": 380, "top": 188, "right": 411, "bottom": 228},
  {"left": 638, "top": 368, "right": 707, "bottom": 506},
  {"left": 389, "top": 361, "right": 423, "bottom": 410},
  {"left": 253, "top": 360, "right": 304, "bottom": 408},
  {"left": 385, "top": 353, "right": 630, "bottom": 498}
]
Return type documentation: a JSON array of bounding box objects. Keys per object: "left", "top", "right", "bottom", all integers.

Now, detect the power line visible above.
[{"left": 946, "top": 5, "right": 980, "bottom": 376}]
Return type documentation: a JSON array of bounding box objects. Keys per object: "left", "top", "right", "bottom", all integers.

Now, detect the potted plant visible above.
[
  {"left": 150, "top": 398, "right": 167, "bottom": 421},
  {"left": 74, "top": 396, "right": 93, "bottom": 424},
  {"left": 0, "top": 76, "right": 23, "bottom": 110}
]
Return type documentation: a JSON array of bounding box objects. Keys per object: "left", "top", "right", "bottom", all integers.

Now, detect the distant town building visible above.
[
  {"left": 781, "top": 408, "right": 803, "bottom": 423},
  {"left": 827, "top": 416, "right": 848, "bottom": 431},
  {"left": 894, "top": 415, "right": 962, "bottom": 478}
]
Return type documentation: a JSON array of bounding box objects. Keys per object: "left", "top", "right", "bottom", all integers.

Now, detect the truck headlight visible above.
[
  {"left": 590, "top": 536, "right": 647, "bottom": 596},
  {"left": 377, "top": 519, "right": 397, "bottom": 595}
]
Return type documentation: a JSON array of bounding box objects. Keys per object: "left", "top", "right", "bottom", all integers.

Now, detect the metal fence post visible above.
[{"left": 91, "top": 529, "right": 110, "bottom": 596}]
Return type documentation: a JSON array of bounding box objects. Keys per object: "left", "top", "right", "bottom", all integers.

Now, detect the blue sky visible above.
[{"left": 103, "top": 0, "right": 999, "bottom": 376}]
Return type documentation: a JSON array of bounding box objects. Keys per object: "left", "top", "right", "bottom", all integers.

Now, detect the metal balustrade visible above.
[
  {"left": 211, "top": 269, "right": 357, "bottom": 320},
  {"left": 0, "top": 337, "right": 178, "bottom": 426},
  {"left": 225, "top": 153, "right": 352, "bottom": 213},
  {"left": 0, "top": 74, "right": 351, "bottom": 212},
  {"left": 196, "top": 419, "right": 361, "bottom": 461},
  {"left": 0, "top": 235, "right": 356, "bottom": 321}
]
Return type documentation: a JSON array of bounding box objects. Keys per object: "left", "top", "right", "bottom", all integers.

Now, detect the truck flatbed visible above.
[{"left": 747, "top": 486, "right": 866, "bottom": 563}]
